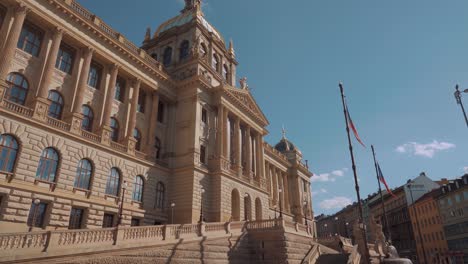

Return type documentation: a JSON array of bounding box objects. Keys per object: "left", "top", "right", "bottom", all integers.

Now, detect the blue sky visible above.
[{"left": 77, "top": 0, "right": 468, "bottom": 216}]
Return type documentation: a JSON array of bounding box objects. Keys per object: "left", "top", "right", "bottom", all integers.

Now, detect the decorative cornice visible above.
[{"left": 222, "top": 86, "right": 269, "bottom": 127}]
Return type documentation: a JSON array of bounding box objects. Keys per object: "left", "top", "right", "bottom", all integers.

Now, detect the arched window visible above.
[
  {"left": 199, "top": 43, "right": 207, "bottom": 57},
  {"left": 81, "top": 105, "right": 94, "bottom": 131},
  {"left": 110, "top": 118, "right": 119, "bottom": 142},
  {"left": 0, "top": 134, "right": 19, "bottom": 173},
  {"left": 47, "top": 90, "right": 64, "bottom": 119},
  {"left": 105, "top": 168, "right": 121, "bottom": 196},
  {"left": 74, "top": 159, "right": 93, "bottom": 190},
  {"left": 179, "top": 40, "right": 190, "bottom": 61},
  {"left": 163, "top": 47, "right": 172, "bottom": 67},
  {"left": 6, "top": 73, "right": 29, "bottom": 105},
  {"left": 223, "top": 64, "right": 229, "bottom": 81},
  {"left": 133, "top": 128, "right": 142, "bottom": 151},
  {"left": 212, "top": 54, "right": 219, "bottom": 71},
  {"left": 132, "top": 175, "right": 144, "bottom": 202},
  {"left": 154, "top": 137, "right": 161, "bottom": 159},
  {"left": 36, "top": 148, "right": 59, "bottom": 182},
  {"left": 155, "top": 181, "right": 165, "bottom": 209}
]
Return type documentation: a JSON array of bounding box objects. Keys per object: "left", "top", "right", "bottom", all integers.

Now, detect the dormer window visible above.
[
  {"left": 212, "top": 53, "right": 219, "bottom": 71},
  {"left": 163, "top": 47, "right": 172, "bottom": 67},
  {"left": 179, "top": 40, "right": 190, "bottom": 61}
]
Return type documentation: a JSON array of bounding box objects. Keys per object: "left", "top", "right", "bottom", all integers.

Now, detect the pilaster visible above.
[
  {"left": 125, "top": 78, "right": 141, "bottom": 155},
  {"left": 234, "top": 117, "right": 242, "bottom": 176},
  {"left": 101, "top": 63, "right": 119, "bottom": 128},
  {"left": 146, "top": 92, "right": 159, "bottom": 155},
  {"left": 245, "top": 126, "right": 251, "bottom": 176}
]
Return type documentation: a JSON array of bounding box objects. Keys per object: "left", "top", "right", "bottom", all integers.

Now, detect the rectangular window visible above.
[
  {"left": 157, "top": 102, "right": 165, "bottom": 123},
  {"left": 200, "top": 145, "right": 206, "bottom": 164},
  {"left": 102, "top": 213, "right": 115, "bottom": 228},
  {"left": 201, "top": 108, "right": 207, "bottom": 124},
  {"left": 68, "top": 208, "right": 84, "bottom": 229},
  {"left": 27, "top": 202, "right": 48, "bottom": 228},
  {"left": 137, "top": 90, "right": 146, "bottom": 113},
  {"left": 131, "top": 218, "right": 140, "bottom": 227},
  {"left": 114, "top": 78, "right": 126, "bottom": 102},
  {"left": 87, "top": 62, "right": 102, "bottom": 89},
  {"left": 303, "top": 180, "right": 308, "bottom": 193},
  {"left": 55, "top": 44, "right": 75, "bottom": 74},
  {"left": 17, "top": 23, "right": 43, "bottom": 57}
]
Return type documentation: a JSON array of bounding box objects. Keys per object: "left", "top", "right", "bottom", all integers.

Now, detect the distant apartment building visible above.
[
  {"left": 409, "top": 189, "right": 448, "bottom": 264},
  {"left": 437, "top": 174, "right": 468, "bottom": 264}
]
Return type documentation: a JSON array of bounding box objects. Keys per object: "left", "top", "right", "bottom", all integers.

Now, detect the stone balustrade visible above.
[{"left": 0, "top": 219, "right": 315, "bottom": 263}]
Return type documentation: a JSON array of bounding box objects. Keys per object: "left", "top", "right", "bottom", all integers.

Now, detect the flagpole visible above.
[
  {"left": 339, "top": 83, "right": 370, "bottom": 264},
  {"left": 371, "top": 145, "right": 392, "bottom": 243}
]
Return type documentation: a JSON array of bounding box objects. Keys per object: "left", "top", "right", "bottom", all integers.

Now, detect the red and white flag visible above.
[
  {"left": 344, "top": 100, "right": 366, "bottom": 148},
  {"left": 377, "top": 162, "right": 396, "bottom": 198}
]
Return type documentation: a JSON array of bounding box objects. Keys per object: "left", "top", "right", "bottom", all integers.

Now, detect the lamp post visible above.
[
  {"left": 199, "top": 188, "right": 205, "bottom": 223},
  {"left": 278, "top": 188, "right": 283, "bottom": 218},
  {"left": 407, "top": 183, "right": 428, "bottom": 264},
  {"left": 324, "top": 223, "right": 328, "bottom": 237},
  {"left": 170, "top": 202, "right": 175, "bottom": 224},
  {"left": 334, "top": 216, "right": 339, "bottom": 236},
  {"left": 345, "top": 222, "right": 350, "bottom": 238},
  {"left": 29, "top": 198, "right": 41, "bottom": 232},
  {"left": 118, "top": 181, "right": 128, "bottom": 226},
  {"left": 454, "top": 85, "right": 468, "bottom": 128}
]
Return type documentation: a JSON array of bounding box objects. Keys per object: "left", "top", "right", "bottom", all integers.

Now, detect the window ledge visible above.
[
  {"left": 34, "top": 179, "right": 56, "bottom": 191},
  {"left": 131, "top": 200, "right": 143, "bottom": 208},
  {"left": 104, "top": 194, "right": 119, "bottom": 204},
  {"left": 73, "top": 187, "right": 91, "bottom": 198},
  {"left": 0, "top": 171, "right": 14, "bottom": 182}
]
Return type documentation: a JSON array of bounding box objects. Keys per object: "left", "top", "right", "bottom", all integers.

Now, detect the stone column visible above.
[
  {"left": 0, "top": 7, "right": 14, "bottom": 58},
  {"left": 146, "top": 91, "right": 159, "bottom": 155},
  {"left": 69, "top": 47, "right": 94, "bottom": 134},
  {"left": 100, "top": 64, "right": 119, "bottom": 145},
  {"left": 283, "top": 173, "right": 291, "bottom": 213},
  {"left": 216, "top": 105, "right": 224, "bottom": 158},
  {"left": 32, "top": 27, "right": 63, "bottom": 122},
  {"left": 272, "top": 168, "right": 278, "bottom": 205},
  {"left": 0, "top": 4, "right": 28, "bottom": 101},
  {"left": 0, "top": 5, "right": 28, "bottom": 77},
  {"left": 223, "top": 108, "right": 229, "bottom": 158},
  {"left": 244, "top": 126, "right": 251, "bottom": 177},
  {"left": 257, "top": 134, "right": 265, "bottom": 181},
  {"left": 278, "top": 172, "right": 284, "bottom": 211},
  {"left": 251, "top": 134, "right": 256, "bottom": 177},
  {"left": 125, "top": 79, "right": 141, "bottom": 155},
  {"left": 234, "top": 117, "right": 242, "bottom": 176}
]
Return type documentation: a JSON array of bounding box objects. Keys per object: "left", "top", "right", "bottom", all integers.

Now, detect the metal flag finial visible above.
[{"left": 281, "top": 125, "right": 286, "bottom": 139}]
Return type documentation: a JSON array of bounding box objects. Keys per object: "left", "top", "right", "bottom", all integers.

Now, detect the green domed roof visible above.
[{"left": 274, "top": 138, "right": 296, "bottom": 153}]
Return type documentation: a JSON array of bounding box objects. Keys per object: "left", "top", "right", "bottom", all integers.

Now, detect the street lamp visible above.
[
  {"left": 199, "top": 188, "right": 205, "bottom": 223},
  {"left": 334, "top": 216, "right": 339, "bottom": 236},
  {"left": 345, "top": 222, "right": 350, "bottom": 238},
  {"left": 407, "top": 182, "right": 428, "bottom": 264},
  {"left": 278, "top": 188, "right": 283, "bottom": 218},
  {"left": 324, "top": 223, "right": 328, "bottom": 237},
  {"left": 29, "top": 198, "right": 41, "bottom": 232},
  {"left": 118, "top": 181, "right": 128, "bottom": 226},
  {"left": 170, "top": 202, "right": 175, "bottom": 224},
  {"left": 454, "top": 84, "right": 468, "bottom": 127}
]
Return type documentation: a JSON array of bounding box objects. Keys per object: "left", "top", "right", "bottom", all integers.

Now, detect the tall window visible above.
[
  {"left": 155, "top": 182, "right": 165, "bottom": 209},
  {"left": 114, "top": 78, "right": 126, "bottom": 102},
  {"left": 199, "top": 43, "right": 207, "bottom": 57},
  {"left": 74, "top": 159, "right": 93, "bottom": 190},
  {"left": 87, "top": 62, "right": 101, "bottom": 89},
  {"left": 102, "top": 213, "right": 115, "bottom": 228},
  {"left": 200, "top": 145, "right": 206, "bottom": 164},
  {"left": 55, "top": 44, "right": 75, "bottom": 74},
  {"left": 132, "top": 175, "right": 144, "bottom": 202},
  {"left": 212, "top": 54, "right": 219, "bottom": 71},
  {"left": 133, "top": 128, "right": 142, "bottom": 151},
  {"left": 81, "top": 105, "right": 94, "bottom": 131},
  {"left": 137, "top": 90, "right": 146, "bottom": 113},
  {"left": 68, "top": 208, "right": 84, "bottom": 229},
  {"left": 110, "top": 118, "right": 119, "bottom": 142},
  {"left": 105, "top": 168, "right": 121, "bottom": 196},
  {"left": 155, "top": 137, "right": 161, "bottom": 159},
  {"left": 179, "top": 40, "right": 190, "bottom": 61},
  {"left": 223, "top": 65, "right": 229, "bottom": 81},
  {"left": 6, "top": 73, "right": 29, "bottom": 105},
  {"left": 201, "top": 108, "right": 207, "bottom": 125},
  {"left": 0, "top": 134, "right": 19, "bottom": 173},
  {"left": 157, "top": 102, "right": 165, "bottom": 123},
  {"left": 163, "top": 47, "right": 172, "bottom": 67},
  {"left": 27, "top": 202, "right": 48, "bottom": 228},
  {"left": 17, "top": 23, "right": 42, "bottom": 57},
  {"left": 36, "top": 148, "right": 59, "bottom": 182},
  {"left": 47, "top": 90, "right": 64, "bottom": 119}
]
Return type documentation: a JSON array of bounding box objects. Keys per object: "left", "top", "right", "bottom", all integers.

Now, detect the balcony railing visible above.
[
  {"left": 1, "top": 100, "right": 33, "bottom": 117},
  {"left": 47, "top": 117, "right": 71, "bottom": 131},
  {"left": 110, "top": 141, "right": 128, "bottom": 153},
  {"left": 81, "top": 130, "right": 101, "bottom": 143}
]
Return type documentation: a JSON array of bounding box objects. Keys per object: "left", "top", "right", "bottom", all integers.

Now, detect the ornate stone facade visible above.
[{"left": 0, "top": 0, "right": 316, "bottom": 236}]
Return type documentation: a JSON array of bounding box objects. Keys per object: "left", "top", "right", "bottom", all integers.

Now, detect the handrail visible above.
[{"left": 301, "top": 244, "right": 320, "bottom": 264}]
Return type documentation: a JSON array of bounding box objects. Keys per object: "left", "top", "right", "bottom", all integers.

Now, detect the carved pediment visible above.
[{"left": 224, "top": 86, "right": 269, "bottom": 126}]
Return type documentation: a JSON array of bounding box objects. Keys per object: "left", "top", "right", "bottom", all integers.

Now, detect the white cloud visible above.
[
  {"left": 312, "top": 168, "right": 348, "bottom": 182},
  {"left": 312, "top": 188, "right": 328, "bottom": 197},
  {"left": 395, "top": 140, "right": 455, "bottom": 158},
  {"left": 464, "top": 167, "right": 468, "bottom": 174},
  {"left": 319, "top": 196, "right": 352, "bottom": 210}
]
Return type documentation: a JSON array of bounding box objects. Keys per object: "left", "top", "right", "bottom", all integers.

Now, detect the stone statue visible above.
[
  {"left": 239, "top": 77, "right": 248, "bottom": 90},
  {"left": 369, "top": 214, "right": 387, "bottom": 257}
]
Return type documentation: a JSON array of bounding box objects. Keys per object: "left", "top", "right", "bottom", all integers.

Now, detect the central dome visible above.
[{"left": 274, "top": 138, "right": 296, "bottom": 153}]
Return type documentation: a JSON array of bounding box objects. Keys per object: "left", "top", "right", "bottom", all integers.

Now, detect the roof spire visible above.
[
  {"left": 229, "top": 39, "right": 235, "bottom": 57},
  {"left": 282, "top": 125, "right": 287, "bottom": 140},
  {"left": 144, "top": 27, "right": 151, "bottom": 43}
]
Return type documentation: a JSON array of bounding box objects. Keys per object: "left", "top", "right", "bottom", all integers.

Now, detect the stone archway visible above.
[
  {"left": 231, "top": 189, "right": 240, "bottom": 221},
  {"left": 244, "top": 194, "right": 252, "bottom": 221},
  {"left": 255, "top": 198, "right": 262, "bottom": 220}
]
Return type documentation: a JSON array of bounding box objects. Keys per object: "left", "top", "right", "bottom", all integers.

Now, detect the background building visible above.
[{"left": 0, "top": 0, "right": 315, "bottom": 235}]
